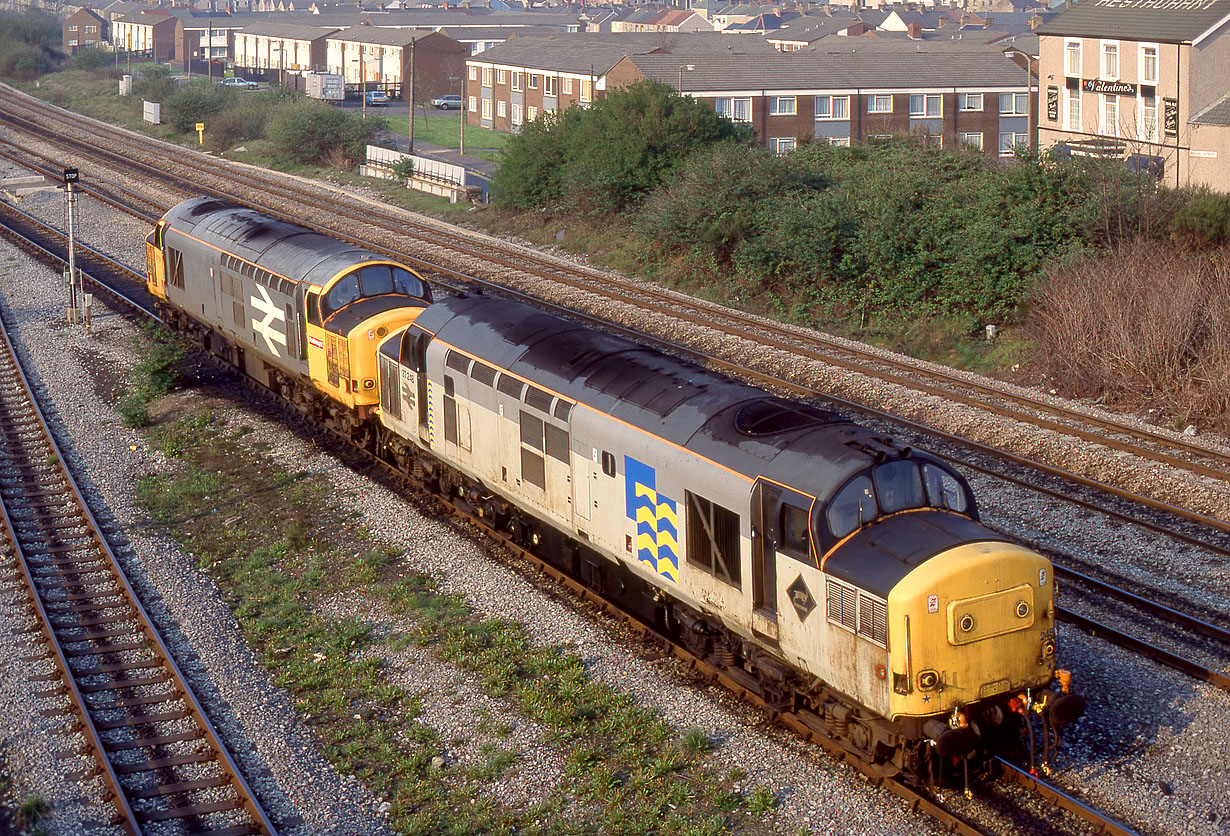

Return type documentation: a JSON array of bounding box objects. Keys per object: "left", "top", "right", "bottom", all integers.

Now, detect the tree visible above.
[{"left": 492, "top": 80, "right": 752, "bottom": 214}]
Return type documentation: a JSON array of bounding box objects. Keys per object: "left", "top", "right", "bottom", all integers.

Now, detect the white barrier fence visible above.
[{"left": 366, "top": 145, "right": 467, "bottom": 188}]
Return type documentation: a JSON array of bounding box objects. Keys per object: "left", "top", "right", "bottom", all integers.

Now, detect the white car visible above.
[
  {"left": 431, "top": 94, "right": 463, "bottom": 110},
  {"left": 217, "top": 77, "right": 258, "bottom": 89}
]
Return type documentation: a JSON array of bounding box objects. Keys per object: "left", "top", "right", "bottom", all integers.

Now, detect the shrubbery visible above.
[
  {"left": 266, "top": 99, "right": 385, "bottom": 165},
  {"left": 0, "top": 11, "right": 60, "bottom": 80},
  {"left": 164, "top": 82, "right": 229, "bottom": 132},
  {"left": 493, "top": 80, "right": 750, "bottom": 214}
]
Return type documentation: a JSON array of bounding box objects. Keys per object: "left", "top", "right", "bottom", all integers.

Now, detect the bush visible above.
[
  {"left": 70, "top": 47, "right": 116, "bottom": 74},
  {"left": 1169, "top": 188, "right": 1230, "bottom": 249},
  {"left": 1027, "top": 240, "right": 1230, "bottom": 429},
  {"left": 0, "top": 11, "right": 60, "bottom": 80},
  {"left": 493, "top": 80, "right": 751, "bottom": 214},
  {"left": 206, "top": 102, "right": 272, "bottom": 152},
  {"left": 133, "top": 63, "right": 176, "bottom": 103},
  {"left": 266, "top": 99, "right": 385, "bottom": 165},
  {"left": 164, "top": 82, "right": 229, "bottom": 132}
]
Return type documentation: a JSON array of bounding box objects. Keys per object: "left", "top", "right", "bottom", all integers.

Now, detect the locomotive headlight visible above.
[
  {"left": 1042, "top": 639, "right": 1056, "bottom": 658},
  {"left": 1015, "top": 600, "right": 1030, "bottom": 619},
  {"left": 959, "top": 614, "right": 976, "bottom": 633},
  {"left": 918, "top": 669, "right": 940, "bottom": 690},
  {"left": 362, "top": 378, "right": 376, "bottom": 390}
]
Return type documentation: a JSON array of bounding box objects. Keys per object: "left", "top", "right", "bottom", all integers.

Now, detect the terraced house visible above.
[
  {"left": 607, "top": 40, "right": 1036, "bottom": 157},
  {"left": 1036, "top": 0, "right": 1230, "bottom": 189}
]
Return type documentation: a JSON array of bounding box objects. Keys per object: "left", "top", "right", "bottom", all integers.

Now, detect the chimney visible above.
[{"left": 907, "top": 21, "right": 921, "bottom": 38}]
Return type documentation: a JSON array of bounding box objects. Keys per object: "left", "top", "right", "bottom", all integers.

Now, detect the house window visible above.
[
  {"left": 715, "top": 97, "right": 752, "bottom": 122},
  {"left": 468, "top": 96, "right": 477, "bottom": 113},
  {"left": 1065, "top": 86, "right": 1082, "bottom": 131},
  {"left": 1101, "top": 93, "right": 1118, "bottom": 135},
  {"left": 815, "top": 95, "right": 849, "bottom": 120},
  {"left": 957, "top": 93, "right": 982, "bottom": 111},
  {"left": 1140, "top": 44, "right": 1158, "bottom": 84},
  {"left": 511, "top": 71, "right": 522, "bottom": 91},
  {"left": 770, "top": 137, "right": 796, "bottom": 154},
  {"left": 999, "top": 131, "right": 1028, "bottom": 156},
  {"left": 909, "top": 93, "right": 942, "bottom": 117},
  {"left": 481, "top": 98, "right": 492, "bottom": 120},
  {"left": 529, "top": 74, "right": 538, "bottom": 89},
  {"left": 1140, "top": 94, "right": 1157, "bottom": 141},
  {"left": 1102, "top": 42, "right": 1119, "bottom": 79},
  {"left": 1065, "top": 40, "right": 1081, "bottom": 76},
  {"left": 959, "top": 132, "right": 983, "bottom": 149},
  {"left": 999, "top": 92, "right": 1028, "bottom": 116},
  {"left": 527, "top": 105, "right": 537, "bottom": 120},
  {"left": 496, "top": 68, "right": 506, "bottom": 85},
  {"left": 580, "top": 79, "right": 591, "bottom": 103},
  {"left": 511, "top": 103, "right": 523, "bottom": 126},
  {"left": 769, "top": 96, "right": 796, "bottom": 116},
  {"left": 68, "top": 38, "right": 78, "bottom": 46},
  {"left": 544, "top": 75, "right": 556, "bottom": 96},
  {"left": 497, "top": 100, "right": 507, "bottom": 118},
  {"left": 469, "top": 66, "right": 477, "bottom": 81},
  {"left": 85, "top": 25, "right": 97, "bottom": 34},
  {"left": 562, "top": 77, "right": 573, "bottom": 95},
  {"left": 824, "top": 136, "right": 851, "bottom": 147},
  {"left": 68, "top": 23, "right": 77, "bottom": 31},
  {"left": 867, "top": 93, "right": 893, "bottom": 113},
  {"left": 482, "top": 67, "right": 492, "bottom": 87}
]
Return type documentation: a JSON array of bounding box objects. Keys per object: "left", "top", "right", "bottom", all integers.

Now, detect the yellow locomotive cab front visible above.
[{"left": 888, "top": 541, "right": 1056, "bottom": 722}]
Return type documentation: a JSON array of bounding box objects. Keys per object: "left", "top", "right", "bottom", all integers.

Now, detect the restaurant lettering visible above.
[
  {"left": 1163, "top": 97, "right": 1179, "bottom": 137},
  {"left": 1082, "top": 79, "right": 1137, "bottom": 95},
  {"left": 1047, "top": 86, "right": 1059, "bottom": 121}
]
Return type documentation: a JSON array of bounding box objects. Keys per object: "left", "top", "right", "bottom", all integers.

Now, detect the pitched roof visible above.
[
  {"left": 1190, "top": 91, "right": 1230, "bottom": 125},
  {"left": 627, "top": 41, "right": 1031, "bottom": 92},
  {"left": 1035, "top": 0, "right": 1230, "bottom": 43},
  {"left": 231, "top": 20, "right": 338, "bottom": 38},
  {"left": 468, "top": 31, "right": 778, "bottom": 72}
]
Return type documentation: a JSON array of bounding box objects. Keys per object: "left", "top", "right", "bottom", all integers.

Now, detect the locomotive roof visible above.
[
  {"left": 414, "top": 294, "right": 943, "bottom": 503},
  {"left": 160, "top": 197, "right": 391, "bottom": 289}
]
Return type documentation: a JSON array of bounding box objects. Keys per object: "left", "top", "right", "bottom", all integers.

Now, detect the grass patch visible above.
[
  {"left": 133, "top": 396, "right": 788, "bottom": 834},
  {"left": 385, "top": 110, "right": 509, "bottom": 161}
]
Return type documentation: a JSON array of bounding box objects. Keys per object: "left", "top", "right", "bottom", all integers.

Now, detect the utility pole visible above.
[
  {"left": 361, "top": 45, "right": 367, "bottom": 121},
  {"left": 207, "top": 19, "right": 213, "bottom": 82},
  {"left": 408, "top": 37, "right": 415, "bottom": 153},
  {"left": 458, "top": 72, "right": 465, "bottom": 155}
]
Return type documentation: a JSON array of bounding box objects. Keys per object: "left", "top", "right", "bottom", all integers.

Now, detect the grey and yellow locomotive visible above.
[{"left": 146, "top": 199, "right": 1082, "bottom": 784}]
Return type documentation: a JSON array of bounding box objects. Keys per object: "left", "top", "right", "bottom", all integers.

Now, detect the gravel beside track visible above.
[{"left": 3, "top": 160, "right": 1229, "bottom": 836}]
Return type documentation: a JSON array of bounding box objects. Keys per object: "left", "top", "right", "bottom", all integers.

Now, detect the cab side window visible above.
[
  {"left": 321, "top": 273, "right": 360, "bottom": 319},
  {"left": 779, "top": 503, "right": 812, "bottom": 561},
  {"left": 922, "top": 463, "right": 969, "bottom": 513},
  {"left": 827, "top": 476, "right": 876, "bottom": 540}
]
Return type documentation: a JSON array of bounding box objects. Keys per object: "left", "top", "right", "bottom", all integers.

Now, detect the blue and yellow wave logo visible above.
[{"left": 625, "top": 456, "right": 679, "bottom": 583}]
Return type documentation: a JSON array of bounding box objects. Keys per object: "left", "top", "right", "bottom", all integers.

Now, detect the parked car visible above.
[
  {"left": 217, "top": 76, "right": 258, "bottom": 89},
  {"left": 364, "top": 90, "right": 391, "bottom": 106},
  {"left": 431, "top": 94, "right": 463, "bottom": 110}
]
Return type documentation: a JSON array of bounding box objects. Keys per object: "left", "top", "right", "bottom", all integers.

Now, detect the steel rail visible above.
[
  {"left": 993, "top": 757, "right": 1145, "bottom": 836},
  {"left": 0, "top": 266, "right": 274, "bottom": 835}
]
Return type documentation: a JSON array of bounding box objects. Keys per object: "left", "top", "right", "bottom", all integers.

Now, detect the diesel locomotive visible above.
[{"left": 145, "top": 198, "right": 1084, "bottom": 784}]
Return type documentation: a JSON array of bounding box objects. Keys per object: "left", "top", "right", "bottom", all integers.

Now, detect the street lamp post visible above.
[{"left": 678, "top": 63, "right": 695, "bottom": 94}]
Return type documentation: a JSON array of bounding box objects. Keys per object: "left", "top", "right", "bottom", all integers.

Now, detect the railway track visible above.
[
  {"left": 2, "top": 89, "right": 1229, "bottom": 530},
  {"left": 0, "top": 258, "right": 275, "bottom": 834},
  {"left": 1, "top": 205, "right": 1174, "bottom": 836}
]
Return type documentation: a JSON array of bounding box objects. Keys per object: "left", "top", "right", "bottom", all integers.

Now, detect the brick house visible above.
[
  {"left": 1036, "top": 0, "right": 1230, "bottom": 190},
  {"left": 111, "top": 11, "right": 178, "bottom": 62},
  {"left": 607, "top": 40, "right": 1035, "bottom": 158},
  {"left": 326, "top": 28, "right": 467, "bottom": 102},
  {"left": 232, "top": 22, "right": 337, "bottom": 75},
  {"left": 63, "top": 8, "right": 108, "bottom": 54},
  {"left": 464, "top": 33, "right": 779, "bottom": 132}
]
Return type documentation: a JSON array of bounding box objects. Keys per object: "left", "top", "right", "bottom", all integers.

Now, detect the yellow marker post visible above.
[{"left": 196, "top": 122, "right": 205, "bottom": 145}]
